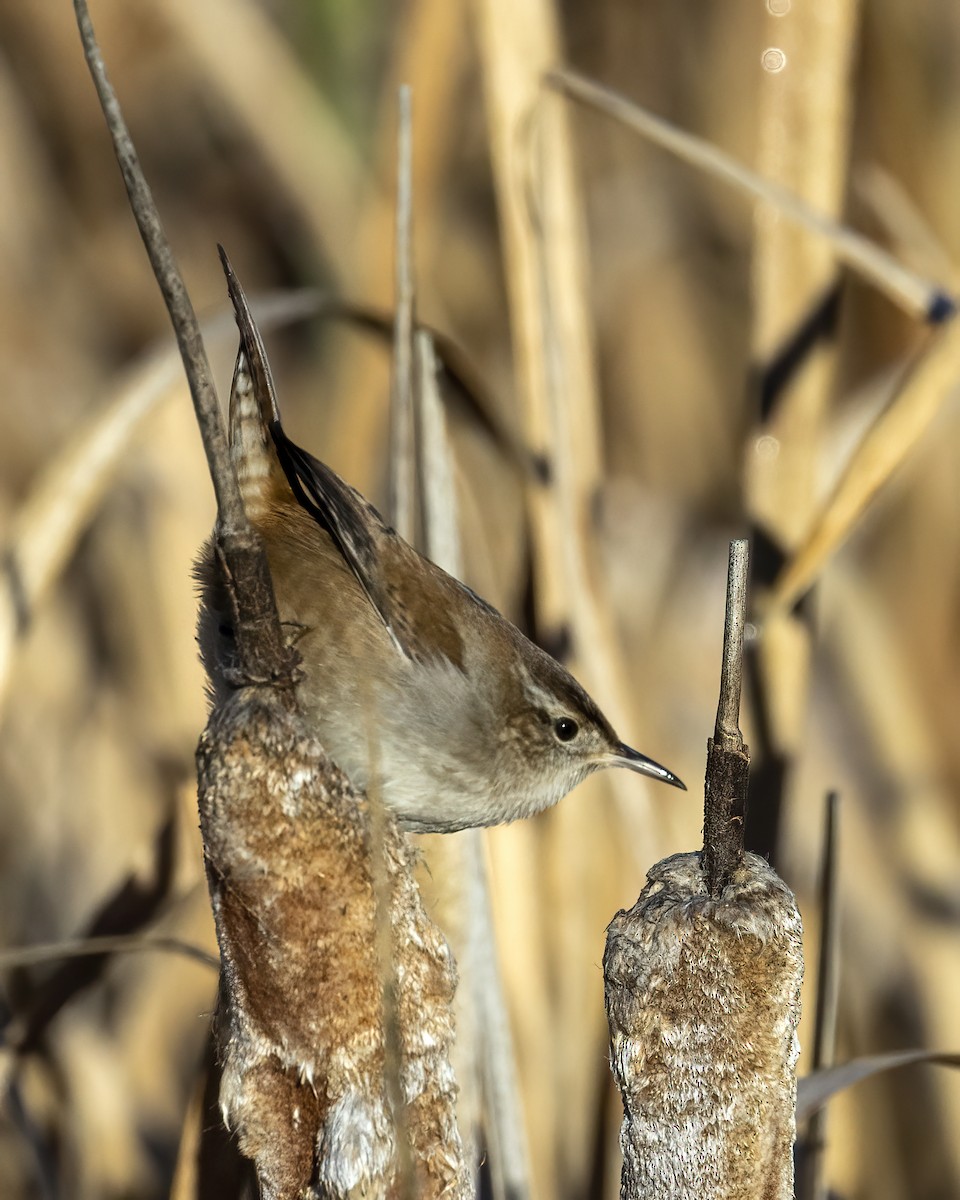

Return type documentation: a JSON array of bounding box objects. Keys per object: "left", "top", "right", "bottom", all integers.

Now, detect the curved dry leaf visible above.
[
  {"left": 0, "top": 292, "right": 338, "bottom": 720},
  {"left": 796, "top": 1050, "right": 960, "bottom": 1122},
  {"left": 0, "top": 934, "right": 218, "bottom": 972},
  {"left": 768, "top": 321, "right": 960, "bottom": 615}
]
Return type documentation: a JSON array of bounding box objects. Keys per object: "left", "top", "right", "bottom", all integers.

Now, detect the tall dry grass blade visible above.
[
  {"left": 476, "top": 2, "right": 694, "bottom": 1188},
  {"left": 796, "top": 792, "right": 841, "bottom": 1200},
  {"left": 748, "top": 0, "right": 861, "bottom": 547},
  {"left": 416, "top": 330, "right": 531, "bottom": 1200},
  {"left": 390, "top": 85, "right": 417, "bottom": 544},
  {"left": 412, "top": 329, "right": 481, "bottom": 1179},
  {"left": 74, "top": 1, "right": 238, "bottom": 534},
  {"left": 767, "top": 321, "right": 960, "bottom": 616},
  {"left": 743, "top": 0, "right": 859, "bottom": 863},
  {"left": 324, "top": 0, "right": 469, "bottom": 488},
  {"left": 381, "top": 121, "right": 421, "bottom": 1187},
  {"left": 548, "top": 69, "right": 953, "bottom": 325},
  {"left": 474, "top": 3, "right": 633, "bottom": 1191}
]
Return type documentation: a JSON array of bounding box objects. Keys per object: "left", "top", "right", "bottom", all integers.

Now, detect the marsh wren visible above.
[{"left": 196, "top": 255, "right": 684, "bottom": 832}]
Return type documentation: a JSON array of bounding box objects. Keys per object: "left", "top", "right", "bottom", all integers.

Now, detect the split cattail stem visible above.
[
  {"left": 604, "top": 852, "right": 803, "bottom": 1200},
  {"left": 703, "top": 539, "right": 751, "bottom": 897}
]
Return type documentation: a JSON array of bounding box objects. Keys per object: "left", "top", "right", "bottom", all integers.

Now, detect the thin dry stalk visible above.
[
  {"left": 74, "top": 0, "right": 295, "bottom": 693},
  {"left": 796, "top": 792, "right": 840, "bottom": 1200},
  {"left": 325, "top": 0, "right": 468, "bottom": 487},
  {"left": 548, "top": 68, "right": 951, "bottom": 324},
  {"left": 412, "top": 330, "right": 482, "bottom": 1179},
  {"left": 0, "top": 934, "right": 217, "bottom": 973},
  {"left": 390, "top": 85, "right": 417, "bottom": 544},
  {"left": 473, "top": 2, "right": 634, "bottom": 1189},
  {"left": 383, "top": 146, "right": 425, "bottom": 1187},
  {"left": 416, "top": 330, "right": 531, "bottom": 1200}
]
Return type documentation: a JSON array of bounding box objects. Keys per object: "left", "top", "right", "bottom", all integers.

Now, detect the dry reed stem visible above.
[
  {"left": 748, "top": 0, "right": 861, "bottom": 549},
  {"left": 605, "top": 852, "right": 803, "bottom": 1199},
  {"left": 77, "top": 0, "right": 298, "bottom": 702},
  {"left": 416, "top": 330, "right": 531, "bottom": 1199},
  {"left": 473, "top": 3, "right": 634, "bottom": 1190},
  {"left": 382, "top": 153, "right": 424, "bottom": 1189},
  {"left": 199, "top": 687, "right": 469, "bottom": 1200},
  {"left": 767, "top": 320, "right": 960, "bottom": 616},
  {"left": 476, "top": 10, "right": 684, "bottom": 850},
  {"left": 476, "top": 1, "right": 703, "bottom": 1187},
  {"left": 855, "top": 165, "right": 959, "bottom": 292},
  {"left": 548, "top": 68, "right": 951, "bottom": 325},
  {"left": 796, "top": 792, "right": 840, "bottom": 1200},
  {"left": 474, "top": 0, "right": 589, "bottom": 643},
  {"left": 412, "top": 329, "right": 482, "bottom": 1177},
  {"left": 389, "top": 85, "right": 417, "bottom": 545},
  {"left": 325, "top": 0, "right": 468, "bottom": 488},
  {"left": 742, "top": 0, "right": 859, "bottom": 837}
]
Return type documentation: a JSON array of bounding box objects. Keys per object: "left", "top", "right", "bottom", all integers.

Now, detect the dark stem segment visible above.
[
  {"left": 703, "top": 539, "right": 751, "bottom": 896},
  {"left": 73, "top": 0, "right": 294, "bottom": 691},
  {"left": 796, "top": 791, "right": 841, "bottom": 1200}
]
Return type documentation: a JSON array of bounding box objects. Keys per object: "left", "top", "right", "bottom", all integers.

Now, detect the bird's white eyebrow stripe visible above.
[{"left": 514, "top": 661, "right": 562, "bottom": 714}]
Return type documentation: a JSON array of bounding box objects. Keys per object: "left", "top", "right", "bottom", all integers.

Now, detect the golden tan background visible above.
[{"left": 1, "top": 1, "right": 959, "bottom": 1197}]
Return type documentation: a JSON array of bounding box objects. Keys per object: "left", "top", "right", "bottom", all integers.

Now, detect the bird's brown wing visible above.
[
  {"left": 272, "top": 428, "right": 466, "bottom": 670},
  {"left": 220, "top": 244, "right": 465, "bottom": 669}
]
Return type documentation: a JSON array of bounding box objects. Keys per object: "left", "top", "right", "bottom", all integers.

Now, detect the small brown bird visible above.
[{"left": 197, "top": 253, "right": 684, "bottom": 832}]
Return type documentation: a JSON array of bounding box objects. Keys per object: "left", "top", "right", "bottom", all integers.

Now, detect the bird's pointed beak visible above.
[{"left": 609, "top": 743, "right": 686, "bottom": 791}]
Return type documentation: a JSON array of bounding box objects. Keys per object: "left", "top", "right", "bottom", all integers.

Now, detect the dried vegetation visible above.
[{"left": 1, "top": 1, "right": 960, "bottom": 1197}]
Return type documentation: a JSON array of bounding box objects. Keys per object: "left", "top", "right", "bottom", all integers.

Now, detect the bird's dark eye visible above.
[{"left": 554, "top": 717, "right": 579, "bottom": 742}]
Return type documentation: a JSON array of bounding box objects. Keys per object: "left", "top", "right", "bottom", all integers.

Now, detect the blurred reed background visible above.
[{"left": 1, "top": 1, "right": 960, "bottom": 1197}]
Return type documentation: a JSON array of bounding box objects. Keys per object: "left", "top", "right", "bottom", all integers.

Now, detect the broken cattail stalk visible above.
[
  {"left": 703, "top": 539, "right": 750, "bottom": 897},
  {"left": 604, "top": 539, "right": 803, "bottom": 1198},
  {"left": 73, "top": 5, "right": 468, "bottom": 1194},
  {"left": 199, "top": 687, "right": 470, "bottom": 1200}
]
